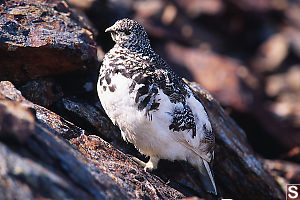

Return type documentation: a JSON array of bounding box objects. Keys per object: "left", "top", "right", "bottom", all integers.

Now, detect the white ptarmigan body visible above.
[{"left": 97, "top": 18, "right": 217, "bottom": 195}]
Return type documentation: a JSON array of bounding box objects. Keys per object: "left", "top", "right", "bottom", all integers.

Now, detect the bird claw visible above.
[{"left": 144, "top": 161, "right": 156, "bottom": 172}]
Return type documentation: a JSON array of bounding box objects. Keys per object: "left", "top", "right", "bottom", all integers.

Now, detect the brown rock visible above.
[
  {"left": 0, "top": 100, "right": 34, "bottom": 143},
  {"left": 20, "top": 78, "right": 64, "bottom": 107},
  {"left": 60, "top": 98, "right": 125, "bottom": 147},
  {"left": 133, "top": 1, "right": 224, "bottom": 50},
  {"left": 0, "top": 0, "right": 98, "bottom": 83},
  {"left": 226, "top": 0, "right": 288, "bottom": 12},
  {"left": 0, "top": 0, "right": 297, "bottom": 198},
  {"left": 0, "top": 81, "right": 31, "bottom": 103},
  {"left": 251, "top": 34, "right": 289, "bottom": 73},
  {"left": 174, "top": 0, "right": 224, "bottom": 17},
  {"left": 166, "top": 43, "right": 255, "bottom": 110},
  {"left": 284, "top": 3, "right": 300, "bottom": 31},
  {"left": 260, "top": 65, "right": 300, "bottom": 148},
  {"left": 0, "top": 85, "right": 117, "bottom": 200},
  {"left": 264, "top": 159, "right": 300, "bottom": 191}
]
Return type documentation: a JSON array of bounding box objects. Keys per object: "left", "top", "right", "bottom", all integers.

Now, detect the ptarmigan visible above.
[{"left": 97, "top": 18, "right": 217, "bottom": 195}]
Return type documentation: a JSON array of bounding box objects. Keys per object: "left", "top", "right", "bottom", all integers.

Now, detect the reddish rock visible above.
[
  {"left": 174, "top": 0, "right": 224, "bottom": 17},
  {"left": 251, "top": 34, "right": 288, "bottom": 73},
  {"left": 1, "top": 0, "right": 299, "bottom": 198},
  {"left": 258, "top": 65, "right": 300, "bottom": 149},
  {"left": 165, "top": 43, "right": 255, "bottom": 110},
  {"left": 264, "top": 159, "right": 300, "bottom": 189},
  {"left": 0, "top": 0, "right": 98, "bottom": 83},
  {"left": 0, "top": 100, "right": 34, "bottom": 143},
  {"left": 226, "top": 0, "right": 288, "bottom": 12},
  {"left": 0, "top": 81, "right": 31, "bottom": 103}
]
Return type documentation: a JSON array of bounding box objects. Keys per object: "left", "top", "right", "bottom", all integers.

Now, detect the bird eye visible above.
[{"left": 124, "top": 30, "right": 131, "bottom": 35}]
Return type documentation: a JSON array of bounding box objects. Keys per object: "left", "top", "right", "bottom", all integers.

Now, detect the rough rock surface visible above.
[{"left": 0, "top": 0, "right": 97, "bottom": 83}]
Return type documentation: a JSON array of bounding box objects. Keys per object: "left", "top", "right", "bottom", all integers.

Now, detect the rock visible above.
[
  {"left": 19, "top": 78, "right": 64, "bottom": 108},
  {"left": 0, "top": 0, "right": 98, "bottom": 83},
  {"left": 226, "top": 0, "right": 288, "bottom": 12},
  {"left": 165, "top": 42, "right": 255, "bottom": 110},
  {"left": 0, "top": 100, "right": 34, "bottom": 143},
  {"left": 264, "top": 159, "right": 300, "bottom": 192},
  {"left": 60, "top": 97, "right": 126, "bottom": 148},
  {"left": 0, "top": 0, "right": 298, "bottom": 198},
  {"left": 284, "top": 3, "right": 300, "bottom": 31},
  {"left": 0, "top": 81, "right": 32, "bottom": 103},
  {"left": 251, "top": 34, "right": 289, "bottom": 73},
  {"left": 174, "top": 0, "right": 224, "bottom": 17},
  {"left": 67, "top": 0, "right": 131, "bottom": 53},
  {"left": 260, "top": 65, "right": 300, "bottom": 148}
]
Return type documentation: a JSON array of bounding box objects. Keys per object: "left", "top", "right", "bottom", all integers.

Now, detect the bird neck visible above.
[{"left": 115, "top": 37, "right": 152, "bottom": 52}]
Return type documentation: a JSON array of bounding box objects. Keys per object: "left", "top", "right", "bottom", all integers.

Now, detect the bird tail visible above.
[{"left": 197, "top": 158, "right": 218, "bottom": 195}]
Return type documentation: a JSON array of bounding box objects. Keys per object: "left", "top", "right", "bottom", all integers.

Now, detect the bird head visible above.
[{"left": 105, "top": 18, "right": 150, "bottom": 49}]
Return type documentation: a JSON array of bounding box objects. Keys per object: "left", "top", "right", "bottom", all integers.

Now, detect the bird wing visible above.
[{"left": 167, "top": 92, "right": 215, "bottom": 162}]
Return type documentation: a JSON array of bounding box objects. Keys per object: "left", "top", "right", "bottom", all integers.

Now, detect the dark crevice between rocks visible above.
[{"left": 230, "top": 110, "right": 289, "bottom": 159}]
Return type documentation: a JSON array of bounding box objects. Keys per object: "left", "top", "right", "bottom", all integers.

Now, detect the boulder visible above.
[{"left": 0, "top": 0, "right": 98, "bottom": 83}]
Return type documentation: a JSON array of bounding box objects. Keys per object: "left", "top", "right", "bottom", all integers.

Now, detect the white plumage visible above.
[{"left": 97, "top": 18, "right": 217, "bottom": 195}]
